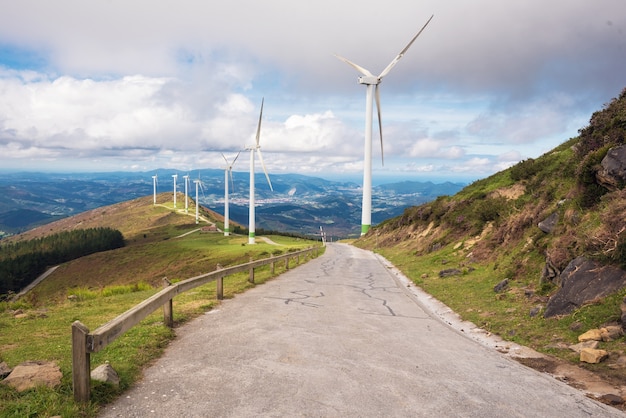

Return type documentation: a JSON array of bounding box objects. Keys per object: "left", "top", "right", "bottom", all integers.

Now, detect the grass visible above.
[
  {"left": 373, "top": 242, "right": 626, "bottom": 373},
  {"left": 0, "top": 197, "right": 323, "bottom": 417}
]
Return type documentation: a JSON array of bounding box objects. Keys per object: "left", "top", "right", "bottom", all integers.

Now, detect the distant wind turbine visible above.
[
  {"left": 246, "top": 98, "right": 273, "bottom": 244},
  {"left": 335, "top": 15, "right": 433, "bottom": 235},
  {"left": 152, "top": 174, "right": 158, "bottom": 205},
  {"left": 193, "top": 175, "right": 206, "bottom": 224},
  {"left": 183, "top": 174, "right": 190, "bottom": 214},
  {"left": 172, "top": 174, "right": 178, "bottom": 208},
  {"left": 221, "top": 151, "right": 241, "bottom": 236}
]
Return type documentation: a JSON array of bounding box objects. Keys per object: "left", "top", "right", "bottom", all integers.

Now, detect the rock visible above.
[
  {"left": 0, "top": 361, "right": 12, "bottom": 379},
  {"left": 439, "top": 268, "right": 462, "bottom": 278},
  {"left": 1, "top": 361, "right": 62, "bottom": 392},
  {"left": 544, "top": 256, "right": 626, "bottom": 317},
  {"left": 569, "top": 321, "right": 584, "bottom": 332},
  {"left": 493, "top": 278, "right": 509, "bottom": 293},
  {"left": 580, "top": 348, "right": 609, "bottom": 364},
  {"left": 529, "top": 306, "right": 542, "bottom": 317},
  {"left": 600, "top": 394, "right": 625, "bottom": 405},
  {"left": 538, "top": 212, "right": 559, "bottom": 234},
  {"left": 540, "top": 257, "right": 560, "bottom": 284},
  {"left": 596, "top": 144, "right": 626, "bottom": 190},
  {"left": 569, "top": 340, "right": 599, "bottom": 353},
  {"left": 578, "top": 329, "right": 603, "bottom": 342},
  {"left": 600, "top": 326, "right": 624, "bottom": 341},
  {"left": 91, "top": 363, "right": 120, "bottom": 386}
]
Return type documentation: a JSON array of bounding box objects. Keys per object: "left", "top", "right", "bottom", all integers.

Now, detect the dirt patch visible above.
[
  {"left": 515, "top": 355, "right": 626, "bottom": 411},
  {"left": 489, "top": 184, "right": 526, "bottom": 200}
]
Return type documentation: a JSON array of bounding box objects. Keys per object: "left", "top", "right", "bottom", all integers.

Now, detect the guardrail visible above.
[{"left": 71, "top": 246, "right": 320, "bottom": 402}]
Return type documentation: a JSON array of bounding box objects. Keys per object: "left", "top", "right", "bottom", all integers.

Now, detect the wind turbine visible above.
[
  {"left": 193, "top": 174, "right": 206, "bottom": 224},
  {"left": 221, "top": 151, "right": 241, "bottom": 236},
  {"left": 183, "top": 174, "right": 190, "bottom": 214},
  {"left": 172, "top": 174, "right": 178, "bottom": 208},
  {"left": 151, "top": 174, "right": 158, "bottom": 205},
  {"left": 246, "top": 98, "right": 273, "bottom": 244},
  {"left": 335, "top": 15, "right": 433, "bottom": 235}
]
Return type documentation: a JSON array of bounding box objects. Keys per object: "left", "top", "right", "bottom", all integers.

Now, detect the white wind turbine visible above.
[
  {"left": 221, "top": 151, "right": 241, "bottom": 236},
  {"left": 151, "top": 174, "right": 158, "bottom": 205},
  {"left": 335, "top": 15, "right": 433, "bottom": 235},
  {"left": 183, "top": 174, "right": 190, "bottom": 214},
  {"left": 172, "top": 174, "right": 178, "bottom": 208},
  {"left": 193, "top": 174, "right": 206, "bottom": 224},
  {"left": 246, "top": 98, "right": 273, "bottom": 245}
]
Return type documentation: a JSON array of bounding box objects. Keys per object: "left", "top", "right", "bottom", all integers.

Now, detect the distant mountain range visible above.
[{"left": 0, "top": 170, "right": 464, "bottom": 239}]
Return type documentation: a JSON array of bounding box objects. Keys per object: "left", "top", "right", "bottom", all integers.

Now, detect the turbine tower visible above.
[
  {"left": 172, "top": 174, "right": 178, "bottom": 208},
  {"left": 152, "top": 174, "right": 158, "bottom": 205},
  {"left": 246, "top": 98, "right": 273, "bottom": 244},
  {"left": 193, "top": 173, "right": 205, "bottom": 224},
  {"left": 183, "top": 174, "right": 189, "bottom": 213},
  {"left": 193, "top": 179, "right": 200, "bottom": 224},
  {"left": 335, "top": 15, "right": 433, "bottom": 235},
  {"left": 221, "top": 151, "right": 241, "bottom": 236}
]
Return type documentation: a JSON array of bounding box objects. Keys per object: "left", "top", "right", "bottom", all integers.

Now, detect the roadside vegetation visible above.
[
  {"left": 355, "top": 87, "right": 626, "bottom": 390},
  {"left": 0, "top": 195, "right": 323, "bottom": 417}
]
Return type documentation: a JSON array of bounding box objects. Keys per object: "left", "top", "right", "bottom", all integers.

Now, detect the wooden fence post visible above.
[
  {"left": 248, "top": 256, "right": 254, "bottom": 283},
  {"left": 285, "top": 257, "right": 290, "bottom": 270},
  {"left": 270, "top": 255, "right": 275, "bottom": 275},
  {"left": 72, "top": 321, "right": 91, "bottom": 403},
  {"left": 162, "top": 278, "right": 173, "bottom": 328}
]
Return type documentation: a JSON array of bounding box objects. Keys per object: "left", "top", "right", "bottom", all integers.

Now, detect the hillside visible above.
[{"left": 355, "top": 88, "right": 626, "bottom": 393}]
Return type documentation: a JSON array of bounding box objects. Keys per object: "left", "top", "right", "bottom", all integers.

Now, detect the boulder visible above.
[
  {"left": 493, "top": 278, "right": 509, "bottom": 293},
  {"left": 569, "top": 340, "right": 599, "bottom": 353},
  {"left": 600, "top": 325, "right": 624, "bottom": 342},
  {"left": 439, "top": 268, "right": 462, "bottom": 278},
  {"left": 597, "top": 144, "right": 626, "bottom": 190},
  {"left": 0, "top": 361, "right": 12, "bottom": 379},
  {"left": 544, "top": 256, "right": 626, "bottom": 317},
  {"left": 578, "top": 329, "right": 603, "bottom": 342},
  {"left": 1, "top": 361, "right": 62, "bottom": 392},
  {"left": 580, "top": 348, "right": 609, "bottom": 364},
  {"left": 91, "top": 363, "right": 120, "bottom": 386},
  {"left": 538, "top": 212, "right": 559, "bottom": 234}
]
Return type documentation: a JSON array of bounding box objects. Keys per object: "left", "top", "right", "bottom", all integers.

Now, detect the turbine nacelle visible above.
[{"left": 358, "top": 76, "right": 381, "bottom": 85}]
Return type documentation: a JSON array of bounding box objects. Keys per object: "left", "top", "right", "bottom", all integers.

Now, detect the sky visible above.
[{"left": 0, "top": 1, "right": 625, "bottom": 184}]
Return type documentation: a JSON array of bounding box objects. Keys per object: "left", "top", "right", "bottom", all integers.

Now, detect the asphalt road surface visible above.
[{"left": 99, "top": 243, "right": 624, "bottom": 417}]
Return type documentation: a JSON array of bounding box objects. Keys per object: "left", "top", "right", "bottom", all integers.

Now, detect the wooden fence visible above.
[{"left": 71, "top": 246, "right": 320, "bottom": 402}]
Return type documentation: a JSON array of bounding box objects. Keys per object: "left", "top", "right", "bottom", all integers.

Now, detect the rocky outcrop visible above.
[
  {"left": 538, "top": 212, "right": 559, "bottom": 234},
  {"left": 580, "top": 348, "right": 609, "bottom": 364},
  {"left": 544, "top": 256, "right": 626, "bottom": 317},
  {"left": 597, "top": 144, "right": 626, "bottom": 190},
  {"left": 91, "top": 363, "right": 120, "bottom": 386},
  {"left": 1, "top": 361, "right": 62, "bottom": 392}
]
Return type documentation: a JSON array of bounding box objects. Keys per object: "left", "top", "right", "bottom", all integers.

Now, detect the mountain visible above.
[{"left": 0, "top": 171, "right": 464, "bottom": 239}]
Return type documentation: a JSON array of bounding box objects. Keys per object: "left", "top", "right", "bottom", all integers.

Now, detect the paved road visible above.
[{"left": 99, "top": 243, "right": 623, "bottom": 417}]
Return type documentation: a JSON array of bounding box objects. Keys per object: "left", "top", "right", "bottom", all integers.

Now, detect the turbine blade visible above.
[
  {"left": 255, "top": 98, "right": 264, "bottom": 147},
  {"left": 256, "top": 149, "right": 273, "bottom": 191},
  {"left": 334, "top": 54, "right": 373, "bottom": 77},
  {"left": 221, "top": 152, "right": 229, "bottom": 165},
  {"left": 232, "top": 150, "right": 241, "bottom": 167},
  {"left": 229, "top": 170, "right": 235, "bottom": 192},
  {"left": 379, "top": 14, "right": 434, "bottom": 79},
  {"left": 375, "top": 84, "right": 384, "bottom": 166}
]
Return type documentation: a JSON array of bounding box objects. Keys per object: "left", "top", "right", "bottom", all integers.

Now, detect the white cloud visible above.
[{"left": 0, "top": 0, "right": 624, "bottom": 181}]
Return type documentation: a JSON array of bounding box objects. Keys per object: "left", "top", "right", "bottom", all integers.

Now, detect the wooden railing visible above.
[{"left": 71, "top": 246, "right": 320, "bottom": 402}]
